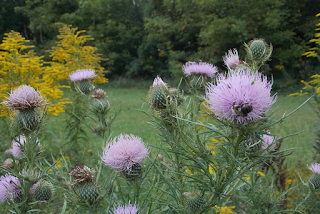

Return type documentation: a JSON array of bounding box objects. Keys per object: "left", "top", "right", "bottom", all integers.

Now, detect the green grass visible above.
[
  {"left": 39, "top": 88, "right": 318, "bottom": 168},
  {"left": 269, "top": 95, "right": 318, "bottom": 166}
]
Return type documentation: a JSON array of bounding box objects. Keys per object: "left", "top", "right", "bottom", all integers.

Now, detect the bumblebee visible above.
[{"left": 231, "top": 102, "right": 253, "bottom": 117}]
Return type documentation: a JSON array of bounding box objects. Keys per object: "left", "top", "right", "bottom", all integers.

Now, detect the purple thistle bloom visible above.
[
  {"left": 113, "top": 202, "right": 139, "bottom": 214},
  {"left": 0, "top": 174, "right": 22, "bottom": 203},
  {"left": 9, "top": 138, "right": 25, "bottom": 159},
  {"left": 151, "top": 76, "right": 165, "bottom": 89},
  {"left": 29, "top": 181, "right": 41, "bottom": 194},
  {"left": 9, "top": 135, "right": 40, "bottom": 159},
  {"left": 2, "top": 85, "right": 46, "bottom": 110},
  {"left": 102, "top": 134, "right": 149, "bottom": 172},
  {"left": 69, "top": 69, "right": 97, "bottom": 82},
  {"left": 205, "top": 69, "right": 277, "bottom": 123},
  {"left": 309, "top": 163, "right": 320, "bottom": 175},
  {"left": 223, "top": 49, "right": 241, "bottom": 69},
  {"left": 261, "top": 133, "right": 275, "bottom": 150},
  {"left": 182, "top": 61, "right": 218, "bottom": 78}
]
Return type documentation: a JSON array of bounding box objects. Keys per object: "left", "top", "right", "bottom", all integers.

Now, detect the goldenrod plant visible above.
[
  {"left": 289, "top": 13, "right": 320, "bottom": 113},
  {"left": 0, "top": 31, "right": 70, "bottom": 117}
]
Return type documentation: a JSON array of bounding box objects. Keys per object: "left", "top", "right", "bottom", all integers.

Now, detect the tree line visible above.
[{"left": 0, "top": 0, "right": 319, "bottom": 89}]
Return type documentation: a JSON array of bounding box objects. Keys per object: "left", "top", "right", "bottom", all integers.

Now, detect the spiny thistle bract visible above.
[
  {"left": 2, "top": 85, "right": 46, "bottom": 133},
  {"left": 93, "top": 99, "right": 110, "bottom": 115},
  {"left": 183, "top": 192, "right": 205, "bottom": 212},
  {"left": 309, "top": 174, "right": 320, "bottom": 190},
  {"left": 79, "top": 80, "right": 92, "bottom": 94},
  {"left": 150, "top": 76, "right": 169, "bottom": 109},
  {"left": 16, "top": 108, "right": 41, "bottom": 133},
  {"left": 245, "top": 38, "right": 273, "bottom": 64},
  {"left": 308, "top": 163, "right": 320, "bottom": 190},
  {"left": 34, "top": 182, "right": 54, "bottom": 201},
  {"left": 250, "top": 39, "right": 267, "bottom": 59},
  {"left": 69, "top": 69, "right": 97, "bottom": 94},
  {"left": 69, "top": 164, "right": 100, "bottom": 205},
  {"left": 76, "top": 182, "right": 100, "bottom": 205}
]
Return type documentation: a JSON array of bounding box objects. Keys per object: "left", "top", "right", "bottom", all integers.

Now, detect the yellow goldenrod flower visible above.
[
  {"left": 55, "top": 157, "right": 70, "bottom": 169},
  {"left": 214, "top": 205, "right": 236, "bottom": 214},
  {"left": 243, "top": 174, "right": 250, "bottom": 181}
]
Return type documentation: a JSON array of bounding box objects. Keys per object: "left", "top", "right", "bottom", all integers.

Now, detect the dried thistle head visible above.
[
  {"left": 69, "top": 163, "right": 96, "bottom": 185},
  {"left": 90, "top": 88, "right": 106, "bottom": 99},
  {"left": 2, "top": 158, "right": 18, "bottom": 170}
]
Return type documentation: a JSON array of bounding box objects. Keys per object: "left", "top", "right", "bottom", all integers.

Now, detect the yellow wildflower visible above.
[
  {"left": 257, "top": 171, "right": 265, "bottom": 177},
  {"left": 55, "top": 157, "right": 70, "bottom": 169},
  {"left": 243, "top": 174, "right": 250, "bottom": 181},
  {"left": 0, "top": 31, "right": 69, "bottom": 116},
  {"left": 47, "top": 24, "right": 108, "bottom": 85},
  {"left": 214, "top": 205, "right": 236, "bottom": 214}
]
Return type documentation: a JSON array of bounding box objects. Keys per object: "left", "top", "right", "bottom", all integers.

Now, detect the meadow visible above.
[{"left": 42, "top": 84, "right": 318, "bottom": 168}]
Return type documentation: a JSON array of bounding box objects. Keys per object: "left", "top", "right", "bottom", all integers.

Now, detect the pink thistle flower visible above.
[
  {"left": 205, "top": 69, "right": 277, "bottom": 123},
  {"left": 69, "top": 69, "right": 97, "bottom": 82},
  {"left": 113, "top": 202, "right": 139, "bottom": 214},
  {"left": 182, "top": 61, "right": 218, "bottom": 78},
  {"left": 309, "top": 163, "right": 320, "bottom": 175},
  {"left": 223, "top": 49, "right": 241, "bottom": 69},
  {"left": 261, "top": 133, "right": 275, "bottom": 150},
  {"left": 0, "top": 174, "right": 22, "bottom": 203},
  {"left": 9, "top": 135, "right": 40, "bottom": 159},
  {"left": 102, "top": 134, "right": 149, "bottom": 172},
  {"left": 151, "top": 76, "right": 166, "bottom": 89},
  {"left": 2, "top": 85, "right": 46, "bottom": 110},
  {"left": 19, "top": 169, "right": 41, "bottom": 194}
]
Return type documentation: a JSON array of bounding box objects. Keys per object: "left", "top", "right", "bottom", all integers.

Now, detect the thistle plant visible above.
[
  {"left": 182, "top": 61, "right": 218, "bottom": 91},
  {"left": 102, "top": 134, "right": 149, "bottom": 203},
  {"left": 308, "top": 163, "right": 320, "bottom": 190},
  {"left": 244, "top": 38, "right": 273, "bottom": 71},
  {"left": 0, "top": 31, "right": 71, "bottom": 117},
  {"left": 142, "top": 39, "right": 311, "bottom": 213},
  {"left": 223, "top": 49, "right": 242, "bottom": 70}
]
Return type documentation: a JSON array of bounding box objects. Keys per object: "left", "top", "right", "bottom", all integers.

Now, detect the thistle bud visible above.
[
  {"left": 93, "top": 99, "right": 110, "bottom": 114},
  {"left": 79, "top": 80, "right": 92, "bottom": 94},
  {"left": 308, "top": 163, "right": 320, "bottom": 190},
  {"left": 150, "top": 76, "right": 169, "bottom": 109},
  {"left": 309, "top": 174, "right": 320, "bottom": 190},
  {"left": 34, "top": 182, "right": 54, "bottom": 201},
  {"left": 76, "top": 182, "right": 100, "bottom": 205},
  {"left": 183, "top": 192, "right": 205, "bottom": 212},
  {"left": 249, "top": 39, "right": 267, "bottom": 59},
  {"left": 16, "top": 108, "right": 41, "bottom": 133}
]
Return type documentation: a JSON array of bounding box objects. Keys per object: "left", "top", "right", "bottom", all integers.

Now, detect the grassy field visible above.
[{"left": 39, "top": 87, "right": 318, "bottom": 168}]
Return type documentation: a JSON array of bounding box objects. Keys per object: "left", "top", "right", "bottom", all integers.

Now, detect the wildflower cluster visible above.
[{"left": 0, "top": 36, "right": 313, "bottom": 213}]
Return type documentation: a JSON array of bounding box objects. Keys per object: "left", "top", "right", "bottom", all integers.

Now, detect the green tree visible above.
[
  {"left": 14, "top": 0, "right": 79, "bottom": 43},
  {"left": 61, "top": 0, "right": 144, "bottom": 77}
]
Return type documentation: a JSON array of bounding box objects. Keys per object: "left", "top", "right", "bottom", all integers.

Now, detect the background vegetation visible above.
[{"left": 1, "top": 0, "right": 320, "bottom": 90}]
